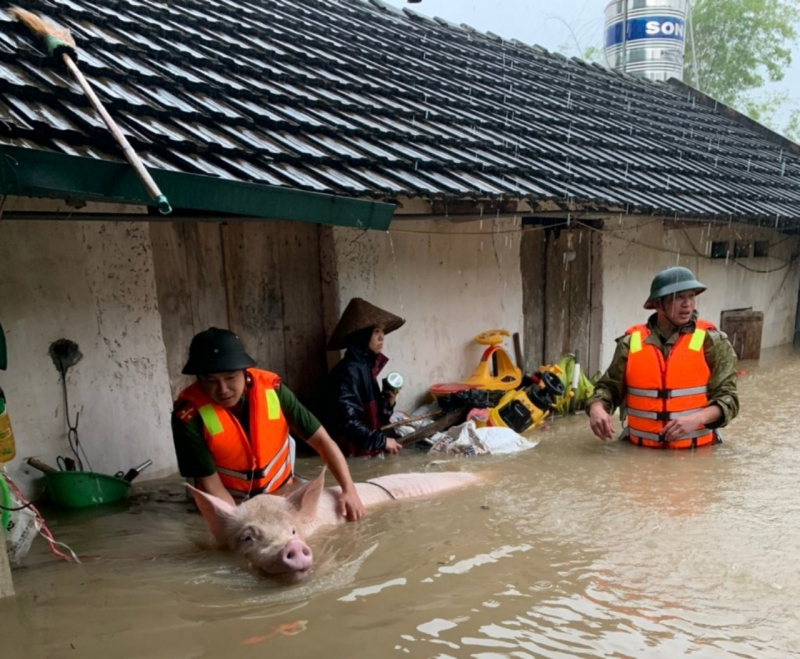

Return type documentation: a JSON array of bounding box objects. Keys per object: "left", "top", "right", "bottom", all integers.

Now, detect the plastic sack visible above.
[
  {"left": 428, "top": 421, "right": 539, "bottom": 457},
  {"left": 2, "top": 472, "right": 40, "bottom": 564}
]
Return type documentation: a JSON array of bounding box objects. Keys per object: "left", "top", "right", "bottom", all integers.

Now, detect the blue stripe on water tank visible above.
[{"left": 605, "top": 16, "right": 686, "bottom": 48}]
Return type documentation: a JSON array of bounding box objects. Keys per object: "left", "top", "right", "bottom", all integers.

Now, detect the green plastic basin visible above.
[{"left": 45, "top": 471, "right": 131, "bottom": 510}]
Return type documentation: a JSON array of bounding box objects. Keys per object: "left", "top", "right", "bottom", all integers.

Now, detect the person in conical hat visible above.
[
  {"left": 325, "top": 298, "right": 406, "bottom": 457},
  {"left": 587, "top": 267, "right": 739, "bottom": 450}
]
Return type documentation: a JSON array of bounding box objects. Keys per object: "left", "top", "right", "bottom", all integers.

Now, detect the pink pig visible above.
[{"left": 188, "top": 469, "right": 479, "bottom": 579}]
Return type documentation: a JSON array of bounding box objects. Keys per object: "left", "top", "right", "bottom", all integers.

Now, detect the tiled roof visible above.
[{"left": 2, "top": 0, "right": 800, "bottom": 224}]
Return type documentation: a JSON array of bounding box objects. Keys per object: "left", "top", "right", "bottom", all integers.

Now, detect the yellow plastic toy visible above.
[
  {"left": 430, "top": 329, "right": 522, "bottom": 398},
  {"left": 487, "top": 389, "right": 550, "bottom": 431},
  {"left": 486, "top": 364, "right": 574, "bottom": 433}
]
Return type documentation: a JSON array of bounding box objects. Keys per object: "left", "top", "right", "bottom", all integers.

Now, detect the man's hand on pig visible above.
[{"left": 338, "top": 487, "right": 365, "bottom": 521}]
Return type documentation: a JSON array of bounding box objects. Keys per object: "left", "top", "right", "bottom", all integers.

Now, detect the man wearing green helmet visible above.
[
  {"left": 171, "top": 328, "right": 364, "bottom": 520},
  {"left": 587, "top": 267, "right": 739, "bottom": 449}
]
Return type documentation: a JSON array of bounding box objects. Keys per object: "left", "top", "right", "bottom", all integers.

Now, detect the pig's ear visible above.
[
  {"left": 286, "top": 468, "right": 326, "bottom": 524},
  {"left": 186, "top": 484, "right": 238, "bottom": 542}
]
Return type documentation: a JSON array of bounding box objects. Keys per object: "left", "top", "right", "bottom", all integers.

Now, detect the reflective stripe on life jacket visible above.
[
  {"left": 624, "top": 320, "right": 716, "bottom": 450},
  {"left": 177, "top": 369, "right": 294, "bottom": 496}
]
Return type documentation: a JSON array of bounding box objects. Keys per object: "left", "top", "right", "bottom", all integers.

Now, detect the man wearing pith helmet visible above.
[
  {"left": 171, "top": 328, "right": 365, "bottom": 520},
  {"left": 587, "top": 266, "right": 739, "bottom": 449}
]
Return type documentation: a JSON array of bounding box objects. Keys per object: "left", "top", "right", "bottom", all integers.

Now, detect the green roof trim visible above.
[{"left": 0, "top": 145, "right": 395, "bottom": 230}]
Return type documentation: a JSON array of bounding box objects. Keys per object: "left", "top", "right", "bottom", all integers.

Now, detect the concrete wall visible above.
[
  {"left": 599, "top": 219, "right": 800, "bottom": 368},
  {"left": 322, "top": 218, "right": 524, "bottom": 411},
  {"left": 0, "top": 220, "right": 176, "bottom": 499}
]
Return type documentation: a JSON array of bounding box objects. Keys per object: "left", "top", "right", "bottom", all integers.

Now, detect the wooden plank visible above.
[
  {"left": 520, "top": 228, "right": 546, "bottom": 372},
  {"left": 544, "top": 231, "right": 570, "bottom": 363},
  {"left": 512, "top": 332, "right": 524, "bottom": 370},
  {"left": 795, "top": 282, "right": 800, "bottom": 345},
  {"left": 149, "top": 222, "right": 196, "bottom": 398},
  {"left": 221, "top": 223, "right": 287, "bottom": 378},
  {"left": 720, "top": 309, "right": 763, "bottom": 360},
  {"left": 567, "top": 228, "right": 592, "bottom": 368},
  {"left": 183, "top": 223, "right": 228, "bottom": 333},
  {"left": 318, "top": 226, "right": 343, "bottom": 373},
  {"left": 588, "top": 228, "right": 604, "bottom": 377},
  {"left": 0, "top": 525, "right": 13, "bottom": 598},
  {"left": 276, "top": 222, "right": 327, "bottom": 407},
  {"left": 398, "top": 409, "right": 466, "bottom": 446}
]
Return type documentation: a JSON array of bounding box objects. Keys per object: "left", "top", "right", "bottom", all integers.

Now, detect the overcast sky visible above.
[{"left": 384, "top": 0, "right": 799, "bottom": 127}]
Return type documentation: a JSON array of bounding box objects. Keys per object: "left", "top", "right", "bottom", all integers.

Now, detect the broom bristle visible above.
[{"left": 10, "top": 6, "right": 76, "bottom": 48}]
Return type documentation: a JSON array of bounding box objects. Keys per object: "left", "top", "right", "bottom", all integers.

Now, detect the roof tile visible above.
[{"left": 2, "top": 0, "right": 798, "bottom": 222}]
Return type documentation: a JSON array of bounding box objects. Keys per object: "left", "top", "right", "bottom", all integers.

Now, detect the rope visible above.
[{"left": 365, "top": 480, "right": 396, "bottom": 500}]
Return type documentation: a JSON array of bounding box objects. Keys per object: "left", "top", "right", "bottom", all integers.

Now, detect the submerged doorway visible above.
[{"left": 520, "top": 219, "right": 603, "bottom": 377}]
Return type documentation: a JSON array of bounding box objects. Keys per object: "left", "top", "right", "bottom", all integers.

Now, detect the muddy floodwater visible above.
[{"left": 4, "top": 348, "right": 800, "bottom": 659}]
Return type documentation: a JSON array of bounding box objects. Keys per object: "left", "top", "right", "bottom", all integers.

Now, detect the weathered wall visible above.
[
  {"left": 0, "top": 221, "right": 176, "bottom": 499},
  {"left": 149, "top": 221, "right": 327, "bottom": 408},
  {"left": 599, "top": 219, "right": 800, "bottom": 368},
  {"left": 322, "top": 218, "right": 524, "bottom": 410}
]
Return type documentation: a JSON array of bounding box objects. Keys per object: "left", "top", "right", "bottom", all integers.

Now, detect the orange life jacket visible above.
[
  {"left": 624, "top": 320, "right": 716, "bottom": 450},
  {"left": 177, "top": 369, "right": 293, "bottom": 497}
]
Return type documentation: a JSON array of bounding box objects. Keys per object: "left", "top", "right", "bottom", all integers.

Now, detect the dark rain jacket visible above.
[{"left": 325, "top": 346, "right": 394, "bottom": 456}]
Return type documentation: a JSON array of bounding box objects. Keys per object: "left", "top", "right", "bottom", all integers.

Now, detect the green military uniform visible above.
[
  {"left": 173, "top": 383, "right": 320, "bottom": 478},
  {"left": 587, "top": 311, "right": 739, "bottom": 429}
]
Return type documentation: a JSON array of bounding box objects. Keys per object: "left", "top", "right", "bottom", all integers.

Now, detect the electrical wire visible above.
[
  {"left": 680, "top": 226, "right": 797, "bottom": 274},
  {"left": 0, "top": 500, "right": 35, "bottom": 512},
  {"left": 574, "top": 220, "right": 797, "bottom": 274},
  {"left": 734, "top": 260, "right": 792, "bottom": 274},
  {"left": 387, "top": 221, "right": 567, "bottom": 236},
  {"left": 60, "top": 363, "right": 83, "bottom": 470},
  {"left": 58, "top": 361, "right": 93, "bottom": 473}
]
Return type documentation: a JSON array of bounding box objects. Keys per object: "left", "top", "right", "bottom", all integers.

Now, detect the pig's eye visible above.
[
  {"left": 290, "top": 527, "right": 297, "bottom": 536},
  {"left": 239, "top": 525, "right": 262, "bottom": 544}
]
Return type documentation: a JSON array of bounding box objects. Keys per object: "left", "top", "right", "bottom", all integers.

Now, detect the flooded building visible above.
[{"left": 1, "top": 0, "right": 799, "bottom": 499}]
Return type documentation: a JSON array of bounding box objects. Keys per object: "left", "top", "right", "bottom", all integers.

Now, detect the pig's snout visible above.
[{"left": 281, "top": 539, "right": 312, "bottom": 572}]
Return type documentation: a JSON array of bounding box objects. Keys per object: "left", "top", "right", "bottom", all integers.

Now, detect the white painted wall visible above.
[
  {"left": 599, "top": 219, "right": 800, "bottom": 368},
  {"left": 0, "top": 220, "right": 176, "bottom": 500},
  {"left": 324, "top": 218, "right": 524, "bottom": 410}
]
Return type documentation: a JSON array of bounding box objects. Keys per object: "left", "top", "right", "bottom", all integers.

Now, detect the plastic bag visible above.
[
  {"left": 2, "top": 473, "right": 40, "bottom": 564},
  {"left": 428, "top": 421, "right": 539, "bottom": 457}
]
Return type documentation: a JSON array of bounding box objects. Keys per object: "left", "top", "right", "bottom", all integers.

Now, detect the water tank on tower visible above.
[{"left": 604, "top": 0, "right": 690, "bottom": 82}]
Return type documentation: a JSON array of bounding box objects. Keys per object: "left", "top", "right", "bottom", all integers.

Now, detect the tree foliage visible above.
[
  {"left": 741, "top": 93, "right": 800, "bottom": 141},
  {"left": 554, "top": 0, "right": 800, "bottom": 139},
  {"left": 685, "top": 0, "right": 799, "bottom": 106}
]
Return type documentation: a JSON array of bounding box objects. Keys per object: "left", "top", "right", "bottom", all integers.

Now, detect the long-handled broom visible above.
[{"left": 10, "top": 7, "right": 172, "bottom": 215}]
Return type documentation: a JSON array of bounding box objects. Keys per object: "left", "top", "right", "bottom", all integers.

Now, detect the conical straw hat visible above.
[{"left": 327, "top": 298, "right": 405, "bottom": 350}]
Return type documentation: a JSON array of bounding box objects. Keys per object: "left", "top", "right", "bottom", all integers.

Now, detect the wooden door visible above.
[
  {"left": 149, "top": 221, "right": 327, "bottom": 407},
  {"left": 720, "top": 308, "right": 763, "bottom": 360},
  {"left": 521, "top": 222, "right": 603, "bottom": 377}
]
